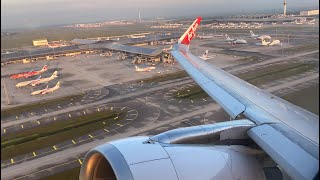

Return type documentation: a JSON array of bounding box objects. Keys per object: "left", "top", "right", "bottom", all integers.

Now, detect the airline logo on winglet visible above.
[{"left": 178, "top": 17, "right": 202, "bottom": 45}]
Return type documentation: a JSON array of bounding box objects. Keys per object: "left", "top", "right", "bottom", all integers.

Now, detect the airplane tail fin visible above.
[
  {"left": 225, "top": 34, "right": 230, "bottom": 40},
  {"left": 51, "top": 71, "right": 58, "bottom": 78},
  {"left": 41, "top": 65, "right": 48, "bottom": 72},
  {"left": 178, "top": 17, "right": 202, "bottom": 45},
  {"left": 201, "top": 50, "right": 209, "bottom": 58},
  {"left": 200, "top": 50, "right": 209, "bottom": 59},
  {"left": 250, "top": 30, "right": 255, "bottom": 36},
  {"left": 204, "top": 50, "right": 208, "bottom": 56},
  {"left": 36, "top": 75, "right": 41, "bottom": 80},
  {"left": 56, "top": 81, "right": 60, "bottom": 88}
]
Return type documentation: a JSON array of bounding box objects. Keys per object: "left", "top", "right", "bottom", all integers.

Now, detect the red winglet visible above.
[{"left": 178, "top": 17, "right": 202, "bottom": 45}]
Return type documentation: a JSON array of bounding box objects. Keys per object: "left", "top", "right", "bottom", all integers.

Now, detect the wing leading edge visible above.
[{"left": 171, "top": 17, "right": 319, "bottom": 179}]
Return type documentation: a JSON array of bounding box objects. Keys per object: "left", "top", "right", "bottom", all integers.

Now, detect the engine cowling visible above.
[{"left": 79, "top": 136, "right": 267, "bottom": 180}]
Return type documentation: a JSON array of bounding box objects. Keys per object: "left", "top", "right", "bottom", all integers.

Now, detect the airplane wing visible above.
[{"left": 170, "top": 17, "right": 319, "bottom": 180}]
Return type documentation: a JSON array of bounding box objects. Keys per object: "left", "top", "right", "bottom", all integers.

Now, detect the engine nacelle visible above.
[{"left": 79, "top": 136, "right": 267, "bottom": 180}]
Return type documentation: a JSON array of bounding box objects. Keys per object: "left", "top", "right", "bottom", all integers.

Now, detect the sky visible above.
[{"left": 1, "top": 0, "right": 319, "bottom": 30}]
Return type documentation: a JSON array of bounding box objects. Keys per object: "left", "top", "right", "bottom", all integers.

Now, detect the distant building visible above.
[
  {"left": 32, "top": 39, "right": 48, "bottom": 46},
  {"left": 300, "top": 10, "right": 319, "bottom": 16}
]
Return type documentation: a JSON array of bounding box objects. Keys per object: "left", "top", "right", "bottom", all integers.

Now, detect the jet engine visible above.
[{"left": 79, "top": 120, "right": 283, "bottom": 180}]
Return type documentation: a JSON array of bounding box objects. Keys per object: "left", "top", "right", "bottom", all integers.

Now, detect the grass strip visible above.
[
  {"left": 40, "top": 167, "right": 80, "bottom": 180},
  {"left": 237, "top": 63, "right": 316, "bottom": 86},
  {"left": 274, "top": 44, "right": 319, "bottom": 54},
  {"left": 1, "top": 93, "right": 84, "bottom": 120},
  {"left": 1, "top": 110, "right": 122, "bottom": 160}
]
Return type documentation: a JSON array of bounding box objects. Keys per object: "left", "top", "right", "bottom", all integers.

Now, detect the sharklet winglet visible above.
[{"left": 178, "top": 17, "right": 202, "bottom": 45}]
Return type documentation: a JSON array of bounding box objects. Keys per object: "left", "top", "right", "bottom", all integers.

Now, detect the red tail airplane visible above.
[{"left": 10, "top": 65, "right": 48, "bottom": 79}]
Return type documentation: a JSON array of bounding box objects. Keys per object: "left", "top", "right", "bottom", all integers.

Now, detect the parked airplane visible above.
[
  {"left": 15, "top": 76, "right": 41, "bottom": 87},
  {"left": 256, "top": 39, "right": 282, "bottom": 46},
  {"left": 31, "top": 71, "right": 58, "bottom": 86},
  {"left": 1, "top": 51, "right": 14, "bottom": 55},
  {"left": 100, "top": 51, "right": 113, "bottom": 57},
  {"left": 295, "top": 19, "right": 304, "bottom": 25},
  {"left": 10, "top": 65, "right": 48, "bottom": 79},
  {"left": 197, "top": 33, "right": 214, "bottom": 39},
  {"left": 41, "top": 81, "right": 60, "bottom": 94},
  {"left": 199, "top": 50, "right": 215, "bottom": 60},
  {"left": 128, "top": 34, "right": 145, "bottom": 38},
  {"left": 225, "top": 34, "right": 247, "bottom": 44},
  {"left": 161, "top": 39, "right": 176, "bottom": 45},
  {"left": 163, "top": 45, "right": 173, "bottom": 52},
  {"left": 80, "top": 17, "right": 319, "bottom": 180},
  {"left": 135, "top": 66, "right": 155, "bottom": 72},
  {"left": 250, "top": 30, "right": 271, "bottom": 40},
  {"left": 31, "top": 85, "right": 48, "bottom": 95},
  {"left": 213, "top": 33, "right": 224, "bottom": 37},
  {"left": 31, "top": 81, "right": 60, "bottom": 95}
]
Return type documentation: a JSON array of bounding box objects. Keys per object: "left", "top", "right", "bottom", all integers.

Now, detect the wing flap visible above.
[{"left": 248, "top": 124, "right": 319, "bottom": 180}]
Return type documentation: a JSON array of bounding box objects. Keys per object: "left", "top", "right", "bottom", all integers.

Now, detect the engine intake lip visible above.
[{"left": 79, "top": 143, "right": 134, "bottom": 180}]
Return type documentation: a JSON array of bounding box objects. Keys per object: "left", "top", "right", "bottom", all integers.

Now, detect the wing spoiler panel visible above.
[{"left": 171, "top": 47, "right": 245, "bottom": 119}]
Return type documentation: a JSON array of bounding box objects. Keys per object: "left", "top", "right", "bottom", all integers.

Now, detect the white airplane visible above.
[
  {"left": 309, "top": 19, "right": 316, "bottom": 23},
  {"left": 256, "top": 39, "right": 281, "bottom": 46},
  {"left": 295, "top": 19, "right": 304, "bottom": 25},
  {"left": 197, "top": 33, "right": 214, "bottom": 39},
  {"left": 31, "top": 71, "right": 58, "bottom": 86},
  {"left": 163, "top": 45, "right": 173, "bottom": 52},
  {"left": 31, "top": 81, "right": 60, "bottom": 95},
  {"left": 307, "top": 21, "right": 315, "bottom": 25},
  {"left": 128, "top": 34, "right": 145, "bottom": 38},
  {"left": 100, "top": 52, "right": 113, "bottom": 57},
  {"left": 225, "top": 34, "right": 247, "bottom": 44},
  {"left": 135, "top": 66, "right": 155, "bottom": 72},
  {"left": 213, "top": 33, "right": 224, "bottom": 37},
  {"left": 41, "top": 81, "right": 60, "bottom": 94},
  {"left": 31, "top": 85, "right": 48, "bottom": 95},
  {"left": 253, "top": 22, "right": 263, "bottom": 26},
  {"left": 16, "top": 75, "right": 42, "bottom": 87},
  {"left": 268, "top": 40, "right": 281, "bottom": 46},
  {"left": 199, "top": 50, "right": 215, "bottom": 60},
  {"left": 1, "top": 51, "right": 14, "bottom": 55},
  {"left": 250, "top": 30, "right": 271, "bottom": 40},
  {"left": 80, "top": 17, "right": 319, "bottom": 180},
  {"left": 162, "top": 39, "right": 176, "bottom": 45}
]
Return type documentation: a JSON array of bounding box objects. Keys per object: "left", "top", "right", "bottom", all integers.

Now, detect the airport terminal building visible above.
[
  {"left": 300, "top": 10, "right": 319, "bottom": 16},
  {"left": 32, "top": 39, "right": 49, "bottom": 46}
]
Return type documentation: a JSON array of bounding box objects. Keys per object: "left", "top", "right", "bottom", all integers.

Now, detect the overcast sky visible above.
[{"left": 1, "top": 0, "right": 319, "bottom": 30}]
